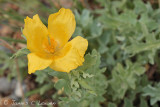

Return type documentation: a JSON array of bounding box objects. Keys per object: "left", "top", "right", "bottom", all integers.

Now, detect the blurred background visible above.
[{"left": 1, "top": 0, "right": 160, "bottom": 107}]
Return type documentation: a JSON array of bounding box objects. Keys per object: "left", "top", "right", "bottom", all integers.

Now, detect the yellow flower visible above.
[{"left": 23, "top": 8, "right": 88, "bottom": 74}]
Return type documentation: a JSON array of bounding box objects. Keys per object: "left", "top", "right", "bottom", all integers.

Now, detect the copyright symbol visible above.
[{"left": 4, "top": 100, "right": 8, "bottom": 105}]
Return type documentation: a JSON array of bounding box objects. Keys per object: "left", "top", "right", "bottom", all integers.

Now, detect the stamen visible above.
[{"left": 43, "top": 37, "right": 57, "bottom": 54}]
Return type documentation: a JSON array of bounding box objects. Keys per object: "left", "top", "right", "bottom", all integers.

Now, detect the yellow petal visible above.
[
  {"left": 48, "top": 8, "right": 76, "bottom": 48},
  {"left": 23, "top": 14, "right": 48, "bottom": 54},
  {"left": 50, "top": 36, "right": 88, "bottom": 72},
  {"left": 27, "top": 53, "right": 53, "bottom": 74}
]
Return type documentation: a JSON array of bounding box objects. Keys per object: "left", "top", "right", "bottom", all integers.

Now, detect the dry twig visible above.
[{"left": 0, "top": 39, "right": 26, "bottom": 107}]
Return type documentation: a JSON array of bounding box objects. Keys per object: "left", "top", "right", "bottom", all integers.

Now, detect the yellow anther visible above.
[{"left": 43, "top": 37, "right": 57, "bottom": 54}]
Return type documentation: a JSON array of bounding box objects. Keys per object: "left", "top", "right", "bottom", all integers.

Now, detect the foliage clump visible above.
[{"left": 49, "top": 50, "right": 107, "bottom": 107}]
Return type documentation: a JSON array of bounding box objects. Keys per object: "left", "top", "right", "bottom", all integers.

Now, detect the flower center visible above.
[{"left": 43, "top": 37, "right": 58, "bottom": 54}]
